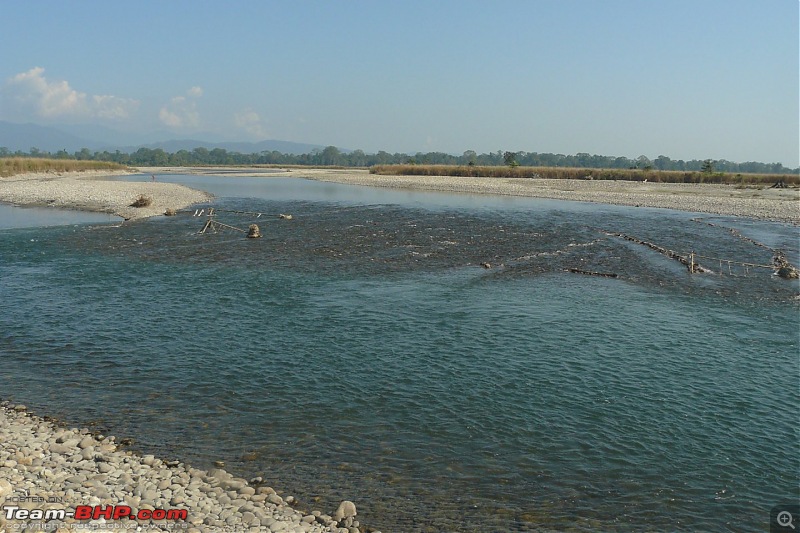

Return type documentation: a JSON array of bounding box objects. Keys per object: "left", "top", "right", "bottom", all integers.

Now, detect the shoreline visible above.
[
  {"left": 140, "top": 166, "right": 800, "bottom": 224},
  {"left": 0, "top": 169, "right": 212, "bottom": 221},
  {"left": 2, "top": 166, "right": 797, "bottom": 224},
  {"left": 291, "top": 169, "right": 800, "bottom": 225},
  {"left": 0, "top": 401, "right": 364, "bottom": 533}
]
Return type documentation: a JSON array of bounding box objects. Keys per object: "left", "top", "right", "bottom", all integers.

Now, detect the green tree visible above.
[
  {"left": 636, "top": 155, "right": 652, "bottom": 170},
  {"left": 701, "top": 159, "right": 715, "bottom": 173},
  {"left": 192, "top": 147, "right": 210, "bottom": 164},
  {"left": 653, "top": 155, "right": 672, "bottom": 170},
  {"left": 320, "top": 146, "right": 341, "bottom": 166},
  {"left": 503, "top": 151, "right": 519, "bottom": 167},
  {"left": 349, "top": 149, "right": 367, "bottom": 167},
  {"left": 209, "top": 148, "right": 229, "bottom": 164}
]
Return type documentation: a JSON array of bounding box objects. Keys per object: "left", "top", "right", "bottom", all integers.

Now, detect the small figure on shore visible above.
[{"left": 151, "top": 174, "right": 156, "bottom": 182}]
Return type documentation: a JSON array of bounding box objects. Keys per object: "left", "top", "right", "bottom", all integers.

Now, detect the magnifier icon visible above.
[{"left": 778, "top": 511, "right": 796, "bottom": 530}]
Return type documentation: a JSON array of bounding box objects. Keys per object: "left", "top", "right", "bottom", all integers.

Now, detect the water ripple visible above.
[{"left": 0, "top": 198, "right": 797, "bottom": 532}]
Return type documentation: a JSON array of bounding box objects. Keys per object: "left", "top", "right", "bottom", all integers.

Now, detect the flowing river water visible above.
[{"left": 1, "top": 174, "right": 797, "bottom": 532}]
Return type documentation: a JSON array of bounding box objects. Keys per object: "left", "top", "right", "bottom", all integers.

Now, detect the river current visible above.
[{"left": 0, "top": 175, "right": 797, "bottom": 532}]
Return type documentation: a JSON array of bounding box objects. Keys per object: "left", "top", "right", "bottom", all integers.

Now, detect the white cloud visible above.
[
  {"left": 92, "top": 94, "right": 138, "bottom": 120},
  {"left": 3, "top": 67, "right": 138, "bottom": 120},
  {"left": 234, "top": 109, "right": 267, "bottom": 139},
  {"left": 159, "top": 88, "right": 202, "bottom": 129},
  {"left": 158, "top": 107, "right": 183, "bottom": 128}
]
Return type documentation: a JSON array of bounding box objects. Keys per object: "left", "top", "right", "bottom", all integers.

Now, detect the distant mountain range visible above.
[{"left": 0, "top": 121, "right": 328, "bottom": 155}]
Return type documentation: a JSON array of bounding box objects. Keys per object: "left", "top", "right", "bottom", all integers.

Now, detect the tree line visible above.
[{"left": 0, "top": 145, "right": 796, "bottom": 175}]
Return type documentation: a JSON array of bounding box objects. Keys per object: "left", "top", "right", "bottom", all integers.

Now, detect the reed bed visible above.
[
  {"left": 0, "top": 158, "right": 128, "bottom": 177},
  {"left": 370, "top": 164, "right": 798, "bottom": 185}
]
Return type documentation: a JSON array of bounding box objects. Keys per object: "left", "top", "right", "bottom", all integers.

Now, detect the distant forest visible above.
[{"left": 1, "top": 145, "right": 797, "bottom": 175}]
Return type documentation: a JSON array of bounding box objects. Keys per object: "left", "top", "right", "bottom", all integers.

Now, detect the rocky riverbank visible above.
[
  {"left": 0, "top": 170, "right": 212, "bottom": 220},
  {"left": 0, "top": 403, "right": 369, "bottom": 533}
]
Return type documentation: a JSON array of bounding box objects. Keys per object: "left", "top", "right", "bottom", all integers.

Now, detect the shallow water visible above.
[
  {"left": 0, "top": 176, "right": 798, "bottom": 532},
  {"left": 0, "top": 203, "right": 119, "bottom": 229}
]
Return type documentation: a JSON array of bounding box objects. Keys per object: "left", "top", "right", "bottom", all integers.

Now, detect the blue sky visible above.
[{"left": 1, "top": 0, "right": 797, "bottom": 165}]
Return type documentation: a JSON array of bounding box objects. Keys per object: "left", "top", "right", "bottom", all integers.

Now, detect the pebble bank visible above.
[
  {"left": 0, "top": 403, "right": 370, "bottom": 533},
  {"left": 0, "top": 170, "right": 212, "bottom": 221}
]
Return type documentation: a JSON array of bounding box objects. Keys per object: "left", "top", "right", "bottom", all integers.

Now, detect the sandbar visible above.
[{"left": 0, "top": 169, "right": 212, "bottom": 221}]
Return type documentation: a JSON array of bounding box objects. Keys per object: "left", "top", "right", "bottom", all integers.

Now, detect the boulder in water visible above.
[
  {"left": 334, "top": 500, "right": 357, "bottom": 522},
  {"left": 773, "top": 252, "right": 799, "bottom": 279},
  {"left": 247, "top": 224, "right": 262, "bottom": 238}
]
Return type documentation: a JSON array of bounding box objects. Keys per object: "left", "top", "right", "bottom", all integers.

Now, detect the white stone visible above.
[{"left": 333, "top": 501, "right": 357, "bottom": 521}]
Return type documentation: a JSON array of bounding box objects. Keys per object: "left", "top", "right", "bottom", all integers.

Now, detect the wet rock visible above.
[
  {"left": 247, "top": 224, "right": 262, "bottom": 238},
  {"left": 334, "top": 500, "right": 357, "bottom": 522},
  {"left": 774, "top": 252, "right": 800, "bottom": 279}
]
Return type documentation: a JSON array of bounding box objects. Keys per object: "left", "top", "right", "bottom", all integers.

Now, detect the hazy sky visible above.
[{"left": 1, "top": 0, "right": 797, "bottom": 165}]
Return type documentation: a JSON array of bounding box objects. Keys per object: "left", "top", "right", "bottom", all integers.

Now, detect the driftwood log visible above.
[
  {"left": 566, "top": 268, "right": 618, "bottom": 278},
  {"left": 606, "top": 232, "right": 710, "bottom": 273}
]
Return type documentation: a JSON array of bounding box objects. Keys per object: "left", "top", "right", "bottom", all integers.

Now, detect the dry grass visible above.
[
  {"left": 0, "top": 158, "right": 128, "bottom": 178},
  {"left": 369, "top": 164, "right": 799, "bottom": 185}
]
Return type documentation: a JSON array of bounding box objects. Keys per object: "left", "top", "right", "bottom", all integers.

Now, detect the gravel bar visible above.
[
  {"left": 0, "top": 403, "right": 367, "bottom": 533},
  {"left": 0, "top": 170, "right": 212, "bottom": 221},
  {"left": 286, "top": 169, "right": 800, "bottom": 225}
]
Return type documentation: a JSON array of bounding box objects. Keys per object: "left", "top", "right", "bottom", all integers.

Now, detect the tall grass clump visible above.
[
  {"left": 369, "top": 164, "right": 799, "bottom": 186},
  {"left": 0, "top": 158, "right": 128, "bottom": 178}
]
